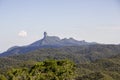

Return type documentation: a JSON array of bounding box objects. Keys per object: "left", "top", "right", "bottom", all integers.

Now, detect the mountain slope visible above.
[
  {"left": 4, "top": 44, "right": 120, "bottom": 63},
  {"left": 0, "top": 32, "right": 96, "bottom": 57}
]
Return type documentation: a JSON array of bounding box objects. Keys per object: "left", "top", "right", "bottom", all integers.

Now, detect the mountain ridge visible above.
[{"left": 0, "top": 32, "right": 96, "bottom": 57}]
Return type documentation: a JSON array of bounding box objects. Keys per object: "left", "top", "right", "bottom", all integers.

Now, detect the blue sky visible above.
[{"left": 0, "top": 0, "right": 120, "bottom": 52}]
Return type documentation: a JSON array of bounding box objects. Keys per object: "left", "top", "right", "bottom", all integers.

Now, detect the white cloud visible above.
[{"left": 18, "top": 30, "right": 27, "bottom": 37}]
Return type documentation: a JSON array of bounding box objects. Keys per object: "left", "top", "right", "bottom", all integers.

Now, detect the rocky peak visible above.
[{"left": 44, "top": 32, "right": 47, "bottom": 38}]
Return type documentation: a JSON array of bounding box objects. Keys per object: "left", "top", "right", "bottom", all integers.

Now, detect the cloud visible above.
[{"left": 18, "top": 30, "right": 27, "bottom": 37}]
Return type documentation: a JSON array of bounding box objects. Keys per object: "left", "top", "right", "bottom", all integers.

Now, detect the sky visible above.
[{"left": 0, "top": 0, "right": 120, "bottom": 53}]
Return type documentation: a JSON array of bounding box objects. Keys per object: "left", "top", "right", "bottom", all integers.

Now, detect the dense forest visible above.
[{"left": 0, "top": 45, "right": 120, "bottom": 80}]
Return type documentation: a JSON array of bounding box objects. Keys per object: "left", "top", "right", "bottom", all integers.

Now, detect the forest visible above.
[{"left": 0, "top": 45, "right": 120, "bottom": 80}]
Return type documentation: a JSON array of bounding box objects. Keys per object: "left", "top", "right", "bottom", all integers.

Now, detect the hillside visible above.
[
  {"left": 0, "top": 44, "right": 120, "bottom": 80},
  {"left": 0, "top": 44, "right": 120, "bottom": 71},
  {"left": 0, "top": 54, "right": 120, "bottom": 80},
  {"left": 7, "top": 44, "right": 120, "bottom": 63},
  {"left": 76, "top": 54, "right": 120, "bottom": 80}
]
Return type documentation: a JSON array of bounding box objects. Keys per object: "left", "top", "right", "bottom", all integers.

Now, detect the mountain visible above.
[
  {"left": 0, "top": 32, "right": 96, "bottom": 57},
  {"left": 30, "top": 32, "right": 95, "bottom": 46}
]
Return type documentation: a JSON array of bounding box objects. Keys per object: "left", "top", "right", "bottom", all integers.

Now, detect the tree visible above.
[{"left": 7, "top": 60, "right": 76, "bottom": 80}]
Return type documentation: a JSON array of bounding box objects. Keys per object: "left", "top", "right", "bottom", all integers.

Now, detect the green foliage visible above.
[
  {"left": 0, "top": 75, "right": 7, "bottom": 80},
  {"left": 76, "top": 54, "right": 120, "bottom": 80},
  {"left": 7, "top": 60, "right": 75, "bottom": 80},
  {"left": 0, "top": 45, "right": 120, "bottom": 80}
]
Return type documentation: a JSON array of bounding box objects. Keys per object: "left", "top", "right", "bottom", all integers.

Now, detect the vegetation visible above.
[
  {"left": 0, "top": 55, "right": 120, "bottom": 80},
  {"left": 76, "top": 54, "right": 120, "bottom": 80},
  {"left": 0, "top": 60, "right": 75, "bottom": 80},
  {"left": 0, "top": 45, "right": 120, "bottom": 80},
  {"left": 6, "top": 45, "right": 120, "bottom": 63}
]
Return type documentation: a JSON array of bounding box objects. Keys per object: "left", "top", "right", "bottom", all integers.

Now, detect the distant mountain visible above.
[
  {"left": 30, "top": 32, "right": 95, "bottom": 46},
  {"left": 0, "top": 32, "right": 96, "bottom": 57}
]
